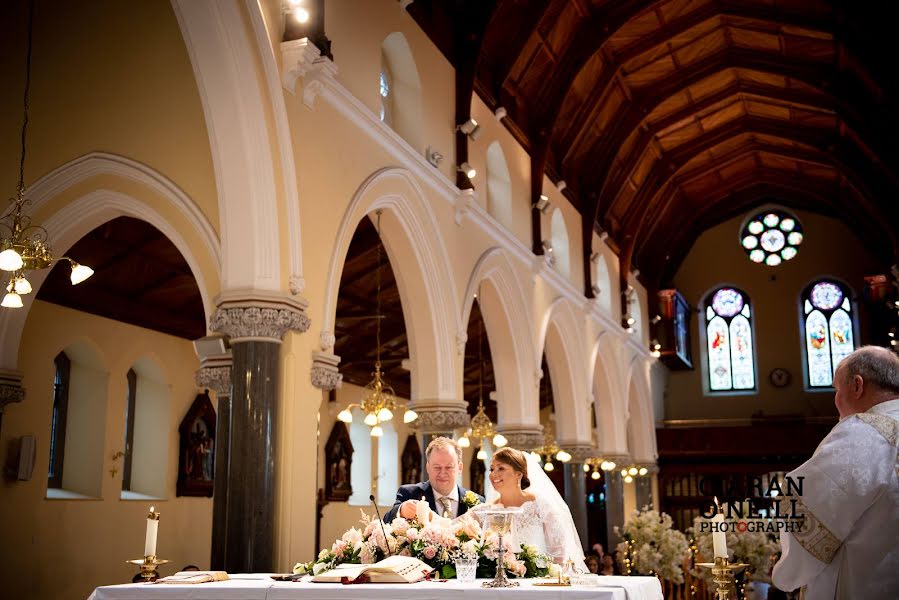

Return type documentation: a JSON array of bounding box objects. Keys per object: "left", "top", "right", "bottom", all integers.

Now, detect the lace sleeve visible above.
[{"left": 536, "top": 495, "right": 568, "bottom": 559}]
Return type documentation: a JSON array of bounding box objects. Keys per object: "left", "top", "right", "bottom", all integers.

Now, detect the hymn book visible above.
[
  {"left": 311, "top": 555, "right": 434, "bottom": 583},
  {"left": 154, "top": 571, "right": 230, "bottom": 584}
]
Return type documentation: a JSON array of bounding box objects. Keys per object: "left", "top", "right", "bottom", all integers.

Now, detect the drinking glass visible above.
[{"left": 454, "top": 557, "right": 477, "bottom": 583}]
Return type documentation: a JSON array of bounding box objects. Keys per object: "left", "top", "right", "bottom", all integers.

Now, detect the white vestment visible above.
[{"left": 772, "top": 399, "right": 899, "bottom": 599}]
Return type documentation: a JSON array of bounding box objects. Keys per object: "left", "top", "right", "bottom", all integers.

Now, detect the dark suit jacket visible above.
[{"left": 383, "top": 481, "right": 485, "bottom": 523}]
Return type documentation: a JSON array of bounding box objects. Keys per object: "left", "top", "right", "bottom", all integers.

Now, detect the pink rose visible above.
[{"left": 423, "top": 546, "right": 437, "bottom": 560}]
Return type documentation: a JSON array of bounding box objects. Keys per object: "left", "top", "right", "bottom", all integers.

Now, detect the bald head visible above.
[{"left": 833, "top": 346, "right": 899, "bottom": 418}]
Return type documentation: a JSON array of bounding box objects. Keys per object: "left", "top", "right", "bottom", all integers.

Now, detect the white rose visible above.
[{"left": 312, "top": 562, "right": 329, "bottom": 575}]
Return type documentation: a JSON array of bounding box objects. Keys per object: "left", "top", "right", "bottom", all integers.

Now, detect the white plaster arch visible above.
[
  {"left": 172, "top": 0, "right": 283, "bottom": 292},
  {"left": 0, "top": 171, "right": 219, "bottom": 371},
  {"left": 460, "top": 248, "right": 537, "bottom": 427},
  {"left": 485, "top": 142, "right": 513, "bottom": 230},
  {"left": 321, "top": 168, "right": 460, "bottom": 402},
  {"left": 588, "top": 332, "right": 628, "bottom": 454},
  {"left": 537, "top": 298, "right": 590, "bottom": 444},
  {"left": 625, "top": 356, "right": 658, "bottom": 463}
]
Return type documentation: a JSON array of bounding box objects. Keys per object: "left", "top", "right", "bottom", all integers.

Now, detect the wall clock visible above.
[{"left": 769, "top": 368, "right": 792, "bottom": 388}]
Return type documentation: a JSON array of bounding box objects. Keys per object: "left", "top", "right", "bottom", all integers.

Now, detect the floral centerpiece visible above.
[
  {"left": 294, "top": 501, "right": 553, "bottom": 580},
  {"left": 688, "top": 516, "right": 780, "bottom": 584},
  {"left": 615, "top": 508, "right": 691, "bottom": 584}
]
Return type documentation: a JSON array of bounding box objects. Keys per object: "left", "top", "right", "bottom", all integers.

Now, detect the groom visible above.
[{"left": 384, "top": 436, "right": 484, "bottom": 523}]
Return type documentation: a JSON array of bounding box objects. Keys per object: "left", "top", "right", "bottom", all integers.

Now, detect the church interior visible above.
[{"left": 0, "top": 1, "right": 897, "bottom": 598}]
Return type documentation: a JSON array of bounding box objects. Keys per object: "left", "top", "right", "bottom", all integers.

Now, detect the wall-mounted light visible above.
[
  {"left": 532, "top": 194, "right": 551, "bottom": 213},
  {"left": 457, "top": 162, "right": 476, "bottom": 179},
  {"left": 626, "top": 315, "right": 636, "bottom": 326},
  {"left": 650, "top": 339, "right": 661, "bottom": 358},
  {"left": 494, "top": 106, "right": 507, "bottom": 121},
  {"left": 541, "top": 240, "right": 553, "bottom": 254},
  {"left": 556, "top": 180, "right": 567, "bottom": 192},
  {"left": 426, "top": 146, "right": 443, "bottom": 167},
  {"left": 591, "top": 284, "right": 602, "bottom": 296},
  {"left": 650, "top": 314, "right": 662, "bottom": 324},
  {"left": 456, "top": 118, "right": 481, "bottom": 140}
]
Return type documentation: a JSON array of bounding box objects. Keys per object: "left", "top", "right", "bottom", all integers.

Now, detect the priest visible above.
[{"left": 772, "top": 346, "right": 899, "bottom": 599}]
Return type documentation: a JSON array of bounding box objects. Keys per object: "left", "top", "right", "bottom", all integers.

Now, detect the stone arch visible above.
[
  {"left": 625, "top": 357, "right": 657, "bottom": 463},
  {"left": 172, "top": 0, "right": 283, "bottom": 291},
  {"left": 381, "top": 32, "right": 424, "bottom": 151},
  {"left": 485, "top": 142, "right": 513, "bottom": 230},
  {"left": 550, "top": 209, "right": 571, "bottom": 277},
  {"left": 538, "top": 299, "right": 590, "bottom": 444},
  {"left": 0, "top": 154, "right": 220, "bottom": 371},
  {"left": 322, "top": 168, "right": 459, "bottom": 403},
  {"left": 461, "top": 248, "right": 536, "bottom": 427},
  {"left": 588, "top": 332, "right": 628, "bottom": 454}
]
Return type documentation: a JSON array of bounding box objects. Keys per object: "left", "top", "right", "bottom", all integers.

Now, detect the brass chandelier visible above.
[
  {"left": 1, "top": 2, "right": 93, "bottom": 308},
  {"left": 338, "top": 210, "right": 416, "bottom": 436},
  {"left": 458, "top": 316, "right": 506, "bottom": 458},
  {"left": 529, "top": 420, "right": 572, "bottom": 472}
]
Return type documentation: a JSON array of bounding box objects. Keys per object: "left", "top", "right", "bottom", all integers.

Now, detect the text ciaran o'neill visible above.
[{"left": 696, "top": 475, "right": 806, "bottom": 534}]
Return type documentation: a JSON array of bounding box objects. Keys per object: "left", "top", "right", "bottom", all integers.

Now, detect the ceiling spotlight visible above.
[
  {"left": 426, "top": 146, "right": 443, "bottom": 167},
  {"left": 556, "top": 180, "right": 567, "bottom": 192},
  {"left": 456, "top": 118, "right": 481, "bottom": 140},
  {"left": 542, "top": 240, "right": 553, "bottom": 254},
  {"left": 591, "top": 284, "right": 602, "bottom": 296},
  {"left": 533, "top": 194, "right": 551, "bottom": 213},
  {"left": 458, "top": 162, "right": 476, "bottom": 179},
  {"left": 494, "top": 106, "right": 507, "bottom": 121}
]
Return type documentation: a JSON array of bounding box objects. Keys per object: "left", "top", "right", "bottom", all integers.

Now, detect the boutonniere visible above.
[{"left": 462, "top": 490, "right": 480, "bottom": 508}]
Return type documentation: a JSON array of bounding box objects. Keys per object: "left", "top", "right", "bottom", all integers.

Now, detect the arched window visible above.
[
  {"left": 485, "top": 142, "right": 513, "bottom": 230},
  {"left": 802, "top": 280, "right": 855, "bottom": 388},
  {"left": 380, "top": 32, "right": 423, "bottom": 149},
  {"left": 379, "top": 55, "right": 392, "bottom": 125},
  {"left": 347, "top": 407, "right": 371, "bottom": 506},
  {"left": 593, "top": 253, "right": 611, "bottom": 314},
  {"left": 48, "top": 351, "right": 71, "bottom": 489},
  {"left": 121, "top": 358, "right": 170, "bottom": 499},
  {"left": 704, "top": 287, "right": 755, "bottom": 391},
  {"left": 550, "top": 209, "right": 570, "bottom": 277}
]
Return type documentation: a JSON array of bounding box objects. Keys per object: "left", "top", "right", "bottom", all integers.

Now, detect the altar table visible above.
[{"left": 88, "top": 574, "right": 663, "bottom": 600}]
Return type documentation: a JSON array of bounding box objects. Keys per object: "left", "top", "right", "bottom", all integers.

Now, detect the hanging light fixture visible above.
[
  {"left": 531, "top": 419, "right": 571, "bottom": 471},
  {"left": 460, "top": 313, "right": 507, "bottom": 454},
  {"left": 336, "top": 210, "right": 417, "bottom": 435},
  {"left": 1, "top": 2, "right": 93, "bottom": 308}
]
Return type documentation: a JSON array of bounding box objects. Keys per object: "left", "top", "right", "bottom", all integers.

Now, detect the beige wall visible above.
[
  {"left": 0, "top": 302, "right": 210, "bottom": 600},
  {"left": 667, "top": 210, "right": 880, "bottom": 420}
]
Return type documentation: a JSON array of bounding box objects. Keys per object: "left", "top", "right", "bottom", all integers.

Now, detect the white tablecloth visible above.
[{"left": 87, "top": 574, "right": 663, "bottom": 600}]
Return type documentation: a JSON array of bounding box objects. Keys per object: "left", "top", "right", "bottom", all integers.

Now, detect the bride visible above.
[{"left": 461, "top": 447, "right": 587, "bottom": 572}]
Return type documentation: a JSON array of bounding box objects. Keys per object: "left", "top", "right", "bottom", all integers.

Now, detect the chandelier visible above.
[
  {"left": 582, "top": 457, "right": 618, "bottom": 480},
  {"left": 1, "top": 2, "right": 93, "bottom": 308},
  {"left": 458, "top": 316, "right": 506, "bottom": 458},
  {"left": 529, "top": 420, "right": 572, "bottom": 472},
  {"left": 337, "top": 210, "right": 416, "bottom": 436}
]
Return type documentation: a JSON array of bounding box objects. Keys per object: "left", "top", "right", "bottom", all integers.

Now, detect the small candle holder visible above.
[
  {"left": 696, "top": 556, "right": 747, "bottom": 600},
  {"left": 125, "top": 555, "right": 170, "bottom": 582}
]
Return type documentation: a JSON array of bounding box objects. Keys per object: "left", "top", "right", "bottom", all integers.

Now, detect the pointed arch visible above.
[
  {"left": 550, "top": 209, "right": 571, "bottom": 277},
  {"left": 381, "top": 32, "right": 424, "bottom": 151},
  {"left": 588, "top": 332, "right": 628, "bottom": 454},
  {"left": 625, "top": 357, "right": 657, "bottom": 463}
]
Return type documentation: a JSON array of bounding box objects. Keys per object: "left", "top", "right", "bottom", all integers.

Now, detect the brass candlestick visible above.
[
  {"left": 696, "top": 556, "right": 747, "bottom": 600},
  {"left": 125, "top": 555, "right": 170, "bottom": 582}
]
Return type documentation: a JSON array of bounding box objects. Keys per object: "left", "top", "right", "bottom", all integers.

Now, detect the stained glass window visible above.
[
  {"left": 705, "top": 287, "right": 755, "bottom": 391},
  {"left": 741, "top": 209, "right": 803, "bottom": 266},
  {"left": 803, "top": 280, "right": 855, "bottom": 387},
  {"left": 379, "top": 67, "right": 392, "bottom": 125}
]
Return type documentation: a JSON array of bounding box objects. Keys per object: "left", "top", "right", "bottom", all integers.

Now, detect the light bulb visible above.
[
  {"left": 337, "top": 409, "right": 353, "bottom": 423},
  {"left": 403, "top": 409, "right": 418, "bottom": 423},
  {"left": 0, "top": 249, "right": 23, "bottom": 271},
  {"left": 370, "top": 425, "right": 383, "bottom": 437},
  {"left": 638, "top": 467, "right": 648, "bottom": 476},
  {"left": 69, "top": 263, "right": 94, "bottom": 285},
  {"left": 604, "top": 461, "right": 616, "bottom": 471},
  {"left": 628, "top": 467, "right": 638, "bottom": 476},
  {"left": 457, "top": 435, "right": 470, "bottom": 448},
  {"left": 583, "top": 464, "right": 590, "bottom": 472},
  {"left": 293, "top": 7, "right": 310, "bottom": 23},
  {"left": 377, "top": 407, "right": 393, "bottom": 421},
  {"left": 1, "top": 292, "right": 23, "bottom": 308},
  {"left": 556, "top": 450, "right": 572, "bottom": 463},
  {"left": 6, "top": 276, "right": 31, "bottom": 295},
  {"left": 530, "top": 452, "right": 542, "bottom": 462},
  {"left": 544, "top": 462, "right": 554, "bottom": 472},
  {"left": 624, "top": 475, "right": 633, "bottom": 483},
  {"left": 364, "top": 412, "right": 378, "bottom": 426},
  {"left": 591, "top": 471, "right": 600, "bottom": 480},
  {"left": 476, "top": 448, "right": 487, "bottom": 460},
  {"left": 492, "top": 433, "right": 507, "bottom": 447},
  {"left": 620, "top": 469, "right": 628, "bottom": 477}
]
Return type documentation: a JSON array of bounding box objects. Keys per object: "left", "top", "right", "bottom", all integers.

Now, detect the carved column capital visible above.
[
  {"left": 311, "top": 352, "right": 342, "bottom": 391},
  {"left": 196, "top": 366, "right": 232, "bottom": 397},
  {"left": 496, "top": 425, "right": 545, "bottom": 451},
  {"left": 210, "top": 291, "right": 310, "bottom": 343},
  {"left": 558, "top": 445, "right": 597, "bottom": 463},
  {"left": 407, "top": 402, "right": 470, "bottom": 434},
  {"left": 0, "top": 370, "right": 25, "bottom": 411}
]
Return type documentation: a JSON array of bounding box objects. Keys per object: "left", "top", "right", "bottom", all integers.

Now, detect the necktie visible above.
[{"left": 439, "top": 497, "right": 452, "bottom": 518}]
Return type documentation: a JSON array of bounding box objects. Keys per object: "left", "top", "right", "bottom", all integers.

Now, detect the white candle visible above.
[
  {"left": 144, "top": 506, "right": 159, "bottom": 558},
  {"left": 711, "top": 498, "right": 727, "bottom": 559}
]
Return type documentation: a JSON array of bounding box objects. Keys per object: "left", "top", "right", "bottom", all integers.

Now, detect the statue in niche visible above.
[
  {"left": 324, "top": 421, "right": 354, "bottom": 501},
  {"left": 400, "top": 435, "right": 422, "bottom": 485},
  {"left": 177, "top": 391, "right": 216, "bottom": 497}
]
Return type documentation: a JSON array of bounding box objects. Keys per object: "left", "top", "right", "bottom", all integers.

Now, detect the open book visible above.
[
  {"left": 154, "top": 571, "right": 230, "bottom": 584},
  {"left": 312, "top": 555, "right": 433, "bottom": 584}
]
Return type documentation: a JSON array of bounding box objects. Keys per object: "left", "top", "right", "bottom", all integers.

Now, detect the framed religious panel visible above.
[
  {"left": 324, "top": 421, "right": 354, "bottom": 501},
  {"left": 657, "top": 289, "right": 693, "bottom": 370},
  {"left": 176, "top": 391, "right": 216, "bottom": 497},
  {"left": 470, "top": 455, "right": 486, "bottom": 497},
  {"left": 401, "top": 435, "right": 422, "bottom": 484}
]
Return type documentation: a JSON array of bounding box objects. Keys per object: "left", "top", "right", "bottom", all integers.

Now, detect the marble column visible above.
[
  {"left": 210, "top": 294, "right": 310, "bottom": 573},
  {"left": 561, "top": 446, "right": 593, "bottom": 550},
  {"left": 196, "top": 355, "right": 233, "bottom": 571},
  {"left": 635, "top": 473, "right": 653, "bottom": 511},
  {"left": 603, "top": 455, "right": 629, "bottom": 550},
  {"left": 0, "top": 370, "right": 25, "bottom": 440}
]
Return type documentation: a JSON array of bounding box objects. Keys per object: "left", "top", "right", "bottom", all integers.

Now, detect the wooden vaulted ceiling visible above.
[{"left": 409, "top": 0, "right": 899, "bottom": 286}]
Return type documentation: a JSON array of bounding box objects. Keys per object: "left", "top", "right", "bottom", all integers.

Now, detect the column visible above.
[
  {"left": 210, "top": 294, "right": 310, "bottom": 573},
  {"left": 634, "top": 469, "right": 653, "bottom": 511},
  {"left": 603, "top": 455, "right": 629, "bottom": 550},
  {"left": 196, "top": 349, "right": 232, "bottom": 571},
  {"left": 0, "top": 370, "right": 25, "bottom": 441},
  {"left": 561, "top": 446, "right": 593, "bottom": 550}
]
